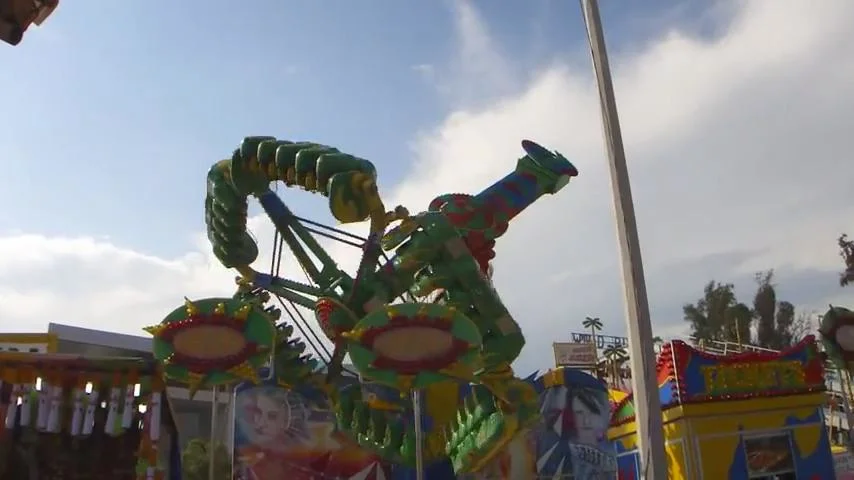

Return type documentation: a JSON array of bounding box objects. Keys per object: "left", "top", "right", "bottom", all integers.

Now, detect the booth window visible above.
[{"left": 743, "top": 432, "right": 796, "bottom": 480}]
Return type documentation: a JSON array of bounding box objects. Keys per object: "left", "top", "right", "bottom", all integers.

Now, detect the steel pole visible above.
[
  {"left": 412, "top": 389, "right": 425, "bottom": 480},
  {"left": 209, "top": 385, "right": 218, "bottom": 480},
  {"left": 578, "top": 0, "right": 669, "bottom": 477}
]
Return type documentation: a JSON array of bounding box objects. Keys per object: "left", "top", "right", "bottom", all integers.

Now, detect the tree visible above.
[
  {"left": 774, "top": 301, "right": 796, "bottom": 348},
  {"left": 790, "top": 311, "right": 813, "bottom": 343},
  {"left": 840, "top": 234, "right": 854, "bottom": 287},
  {"left": 582, "top": 316, "right": 603, "bottom": 365},
  {"left": 603, "top": 345, "right": 628, "bottom": 388},
  {"left": 751, "top": 270, "right": 809, "bottom": 349},
  {"left": 753, "top": 270, "right": 777, "bottom": 348},
  {"left": 683, "top": 281, "right": 748, "bottom": 343},
  {"left": 583, "top": 316, "right": 603, "bottom": 338},
  {"left": 725, "top": 302, "right": 752, "bottom": 346},
  {"left": 686, "top": 272, "right": 810, "bottom": 350},
  {"left": 181, "top": 439, "right": 232, "bottom": 480}
]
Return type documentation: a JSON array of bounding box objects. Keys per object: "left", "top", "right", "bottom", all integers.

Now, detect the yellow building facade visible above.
[
  {"left": 609, "top": 336, "right": 833, "bottom": 480},
  {"left": 0, "top": 332, "right": 57, "bottom": 353}
]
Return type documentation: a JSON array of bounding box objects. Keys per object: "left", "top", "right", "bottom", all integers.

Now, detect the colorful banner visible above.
[
  {"left": 474, "top": 368, "right": 617, "bottom": 479},
  {"left": 232, "top": 382, "right": 389, "bottom": 480},
  {"left": 673, "top": 337, "right": 824, "bottom": 400},
  {"left": 232, "top": 368, "right": 617, "bottom": 479}
]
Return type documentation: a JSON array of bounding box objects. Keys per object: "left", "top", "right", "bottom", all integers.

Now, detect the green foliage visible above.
[
  {"left": 840, "top": 234, "right": 854, "bottom": 287},
  {"left": 602, "top": 345, "right": 628, "bottom": 384},
  {"left": 774, "top": 301, "right": 796, "bottom": 348},
  {"left": 726, "top": 302, "right": 752, "bottom": 346},
  {"left": 684, "top": 270, "right": 809, "bottom": 349},
  {"left": 582, "top": 316, "right": 602, "bottom": 331},
  {"left": 683, "top": 281, "right": 749, "bottom": 344},
  {"left": 753, "top": 271, "right": 777, "bottom": 347},
  {"left": 181, "top": 439, "right": 232, "bottom": 480}
]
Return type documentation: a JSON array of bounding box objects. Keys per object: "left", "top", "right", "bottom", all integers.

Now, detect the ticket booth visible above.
[{"left": 609, "top": 336, "right": 834, "bottom": 480}]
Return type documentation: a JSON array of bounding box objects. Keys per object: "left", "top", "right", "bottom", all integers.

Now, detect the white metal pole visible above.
[
  {"left": 209, "top": 385, "right": 218, "bottom": 480},
  {"left": 578, "top": 0, "right": 669, "bottom": 477},
  {"left": 412, "top": 389, "right": 425, "bottom": 480}
]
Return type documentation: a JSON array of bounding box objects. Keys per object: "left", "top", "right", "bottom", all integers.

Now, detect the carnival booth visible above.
[
  {"left": 0, "top": 352, "right": 180, "bottom": 480},
  {"left": 609, "top": 335, "right": 833, "bottom": 480}
]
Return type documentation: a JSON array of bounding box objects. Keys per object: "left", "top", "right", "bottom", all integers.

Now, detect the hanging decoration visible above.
[{"left": 0, "top": 353, "right": 178, "bottom": 479}]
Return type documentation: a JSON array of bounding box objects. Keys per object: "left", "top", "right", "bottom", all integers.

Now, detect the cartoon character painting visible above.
[
  {"left": 471, "top": 368, "right": 617, "bottom": 479},
  {"left": 232, "top": 384, "right": 389, "bottom": 480},
  {"left": 539, "top": 381, "right": 616, "bottom": 479},
  {"left": 233, "top": 369, "right": 615, "bottom": 479}
]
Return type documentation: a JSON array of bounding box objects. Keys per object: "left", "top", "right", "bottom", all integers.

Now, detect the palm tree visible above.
[
  {"left": 583, "top": 316, "right": 603, "bottom": 370},
  {"left": 603, "top": 345, "right": 628, "bottom": 388},
  {"left": 614, "top": 348, "right": 629, "bottom": 388},
  {"left": 839, "top": 234, "right": 854, "bottom": 287}
]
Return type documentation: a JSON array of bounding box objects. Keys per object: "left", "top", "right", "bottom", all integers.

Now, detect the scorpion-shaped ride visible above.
[{"left": 146, "top": 137, "right": 578, "bottom": 474}]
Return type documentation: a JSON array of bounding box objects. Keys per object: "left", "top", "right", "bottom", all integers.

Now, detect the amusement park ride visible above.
[
  {"left": 144, "top": 137, "right": 579, "bottom": 477},
  {"left": 0, "top": 0, "right": 57, "bottom": 46}
]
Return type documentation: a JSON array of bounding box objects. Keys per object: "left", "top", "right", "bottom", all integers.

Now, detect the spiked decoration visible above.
[
  {"left": 346, "top": 303, "right": 482, "bottom": 391},
  {"left": 314, "top": 297, "right": 359, "bottom": 342},
  {"left": 145, "top": 297, "right": 276, "bottom": 397}
]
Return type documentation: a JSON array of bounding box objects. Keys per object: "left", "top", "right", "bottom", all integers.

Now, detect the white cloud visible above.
[{"left": 3, "top": 0, "right": 854, "bottom": 375}]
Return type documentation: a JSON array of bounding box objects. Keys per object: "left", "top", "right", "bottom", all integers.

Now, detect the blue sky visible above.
[{"left": 0, "top": 0, "right": 707, "bottom": 256}]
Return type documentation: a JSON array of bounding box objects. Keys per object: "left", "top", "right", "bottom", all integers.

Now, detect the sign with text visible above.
[
  {"left": 676, "top": 336, "right": 824, "bottom": 400},
  {"left": 553, "top": 342, "right": 597, "bottom": 367},
  {"left": 569, "top": 332, "right": 628, "bottom": 349},
  {"left": 700, "top": 360, "right": 807, "bottom": 397}
]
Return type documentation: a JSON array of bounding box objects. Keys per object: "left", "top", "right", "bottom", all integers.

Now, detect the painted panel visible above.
[
  {"left": 615, "top": 451, "right": 639, "bottom": 480},
  {"left": 688, "top": 410, "right": 834, "bottom": 480},
  {"left": 230, "top": 368, "right": 618, "bottom": 479},
  {"left": 612, "top": 419, "right": 689, "bottom": 480},
  {"left": 688, "top": 405, "right": 817, "bottom": 436},
  {"left": 664, "top": 438, "right": 689, "bottom": 480},
  {"left": 673, "top": 338, "right": 824, "bottom": 401},
  {"left": 474, "top": 368, "right": 617, "bottom": 479},
  {"left": 695, "top": 434, "right": 740, "bottom": 480},
  {"left": 232, "top": 383, "right": 389, "bottom": 480}
]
